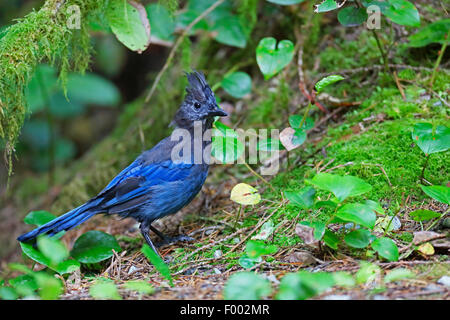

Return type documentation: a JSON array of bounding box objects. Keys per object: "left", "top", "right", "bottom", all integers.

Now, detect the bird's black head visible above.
[{"left": 172, "top": 71, "right": 227, "bottom": 129}]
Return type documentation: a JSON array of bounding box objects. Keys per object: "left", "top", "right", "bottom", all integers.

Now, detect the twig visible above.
[
  {"left": 144, "top": 0, "right": 225, "bottom": 103},
  {"left": 429, "top": 30, "right": 449, "bottom": 88},
  {"left": 227, "top": 201, "right": 286, "bottom": 254}
]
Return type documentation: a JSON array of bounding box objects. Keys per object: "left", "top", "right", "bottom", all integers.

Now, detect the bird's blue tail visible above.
[{"left": 17, "top": 200, "right": 101, "bottom": 243}]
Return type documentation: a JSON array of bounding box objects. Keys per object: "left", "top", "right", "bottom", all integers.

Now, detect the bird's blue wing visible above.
[{"left": 97, "top": 159, "right": 194, "bottom": 211}]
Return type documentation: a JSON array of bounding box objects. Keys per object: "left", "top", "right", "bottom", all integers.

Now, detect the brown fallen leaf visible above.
[
  {"left": 413, "top": 231, "right": 445, "bottom": 245},
  {"left": 295, "top": 223, "right": 319, "bottom": 246},
  {"left": 280, "top": 127, "right": 300, "bottom": 151},
  {"left": 283, "top": 250, "right": 317, "bottom": 266}
]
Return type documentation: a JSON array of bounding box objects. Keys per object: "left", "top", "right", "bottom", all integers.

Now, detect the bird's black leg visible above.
[
  {"left": 140, "top": 222, "right": 160, "bottom": 257},
  {"left": 149, "top": 225, "right": 194, "bottom": 247}
]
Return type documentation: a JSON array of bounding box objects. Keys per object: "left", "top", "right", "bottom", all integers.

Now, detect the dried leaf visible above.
[
  {"left": 413, "top": 231, "right": 444, "bottom": 245},
  {"left": 417, "top": 242, "right": 435, "bottom": 255},
  {"left": 230, "top": 183, "right": 261, "bottom": 205},
  {"left": 283, "top": 251, "right": 317, "bottom": 266},
  {"left": 295, "top": 224, "right": 318, "bottom": 246},
  {"left": 280, "top": 127, "right": 300, "bottom": 151}
]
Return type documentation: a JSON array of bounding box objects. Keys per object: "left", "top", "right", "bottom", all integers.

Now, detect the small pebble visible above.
[
  {"left": 214, "top": 249, "right": 223, "bottom": 259},
  {"left": 213, "top": 268, "right": 222, "bottom": 274},
  {"left": 373, "top": 295, "right": 388, "bottom": 300},
  {"left": 437, "top": 276, "right": 450, "bottom": 287},
  {"left": 424, "top": 284, "right": 441, "bottom": 291},
  {"left": 265, "top": 274, "right": 280, "bottom": 284}
]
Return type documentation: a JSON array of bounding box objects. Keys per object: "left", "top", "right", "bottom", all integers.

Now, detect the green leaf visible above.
[
  {"left": 256, "top": 37, "right": 295, "bottom": 80},
  {"left": 332, "top": 272, "right": 356, "bottom": 288},
  {"left": 257, "top": 138, "right": 284, "bottom": 152},
  {"left": 371, "top": 237, "right": 399, "bottom": 261},
  {"left": 53, "top": 260, "right": 80, "bottom": 275},
  {"left": 344, "top": 229, "right": 374, "bottom": 248},
  {"left": 67, "top": 73, "right": 121, "bottom": 106},
  {"left": 307, "top": 173, "right": 372, "bottom": 202},
  {"left": 315, "top": 75, "right": 345, "bottom": 93},
  {"left": 420, "top": 185, "right": 450, "bottom": 205},
  {"left": 106, "top": 0, "right": 151, "bottom": 52},
  {"left": 49, "top": 93, "right": 85, "bottom": 118},
  {"left": 285, "top": 186, "right": 316, "bottom": 209},
  {"left": 146, "top": 3, "right": 175, "bottom": 41},
  {"left": 9, "top": 274, "right": 37, "bottom": 297},
  {"left": 211, "top": 15, "right": 247, "bottom": 48},
  {"left": 384, "top": 0, "right": 420, "bottom": 27},
  {"left": 37, "top": 236, "right": 69, "bottom": 265},
  {"left": 70, "top": 231, "right": 121, "bottom": 264},
  {"left": 323, "top": 229, "right": 339, "bottom": 249},
  {"left": 384, "top": 268, "right": 414, "bottom": 283},
  {"left": 20, "top": 242, "right": 52, "bottom": 268},
  {"left": 221, "top": 72, "right": 252, "bottom": 98},
  {"left": 33, "top": 272, "right": 63, "bottom": 300},
  {"left": 409, "top": 209, "right": 441, "bottom": 222},
  {"left": 123, "top": 280, "right": 154, "bottom": 295},
  {"left": 276, "top": 271, "right": 335, "bottom": 300},
  {"left": 314, "top": 0, "right": 340, "bottom": 13},
  {"left": 338, "top": 6, "right": 368, "bottom": 27},
  {"left": 266, "top": 0, "right": 305, "bottom": 5},
  {"left": 292, "top": 129, "right": 307, "bottom": 146},
  {"left": 408, "top": 19, "right": 450, "bottom": 47},
  {"left": 300, "top": 221, "right": 326, "bottom": 240},
  {"left": 25, "top": 64, "right": 59, "bottom": 113},
  {"left": 336, "top": 203, "right": 377, "bottom": 229},
  {"left": 141, "top": 244, "right": 173, "bottom": 286},
  {"left": 412, "top": 123, "right": 450, "bottom": 155},
  {"left": 0, "top": 287, "right": 18, "bottom": 300},
  {"left": 238, "top": 255, "right": 259, "bottom": 269},
  {"left": 89, "top": 280, "right": 121, "bottom": 300},
  {"left": 24, "top": 211, "right": 57, "bottom": 227},
  {"left": 252, "top": 221, "right": 275, "bottom": 241},
  {"left": 363, "top": 200, "right": 385, "bottom": 215},
  {"left": 246, "top": 240, "right": 278, "bottom": 259},
  {"left": 288, "top": 116, "right": 314, "bottom": 130},
  {"left": 223, "top": 272, "right": 272, "bottom": 300},
  {"left": 356, "top": 261, "right": 381, "bottom": 284},
  {"left": 211, "top": 122, "right": 244, "bottom": 163}
]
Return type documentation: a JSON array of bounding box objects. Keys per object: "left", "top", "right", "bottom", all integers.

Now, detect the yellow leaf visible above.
[
  {"left": 230, "top": 183, "right": 261, "bottom": 205},
  {"left": 418, "top": 242, "right": 435, "bottom": 255}
]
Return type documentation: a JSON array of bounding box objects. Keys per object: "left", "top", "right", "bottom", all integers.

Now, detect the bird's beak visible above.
[{"left": 208, "top": 105, "right": 228, "bottom": 117}]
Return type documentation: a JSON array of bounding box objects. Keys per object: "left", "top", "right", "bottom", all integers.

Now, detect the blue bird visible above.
[{"left": 17, "top": 71, "right": 227, "bottom": 255}]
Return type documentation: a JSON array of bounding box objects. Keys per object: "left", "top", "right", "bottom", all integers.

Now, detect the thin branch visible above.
[{"left": 144, "top": 0, "right": 225, "bottom": 103}]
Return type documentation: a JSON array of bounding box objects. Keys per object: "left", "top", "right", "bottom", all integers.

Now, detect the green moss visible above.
[{"left": 0, "top": 0, "right": 106, "bottom": 173}]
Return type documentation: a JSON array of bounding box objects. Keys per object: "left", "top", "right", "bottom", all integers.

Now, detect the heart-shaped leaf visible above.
[
  {"left": 256, "top": 37, "right": 295, "bottom": 80},
  {"left": 70, "top": 231, "right": 121, "bottom": 264},
  {"left": 106, "top": 0, "right": 151, "bottom": 53},
  {"left": 412, "top": 123, "right": 450, "bottom": 155},
  {"left": 371, "top": 237, "right": 399, "bottom": 261},
  {"left": 276, "top": 271, "right": 335, "bottom": 300},
  {"left": 230, "top": 183, "right": 261, "bottom": 205},
  {"left": 246, "top": 240, "right": 278, "bottom": 259},
  {"left": 146, "top": 3, "right": 175, "bottom": 41},
  {"left": 338, "top": 6, "right": 368, "bottom": 27},
  {"left": 37, "top": 236, "right": 69, "bottom": 265},
  {"left": 288, "top": 116, "right": 314, "bottom": 130},
  {"left": 307, "top": 173, "right": 372, "bottom": 202},
  {"left": 285, "top": 186, "right": 316, "bottom": 209},
  {"left": 420, "top": 185, "right": 450, "bottom": 205},
  {"left": 344, "top": 229, "right": 374, "bottom": 248},
  {"left": 211, "top": 15, "right": 247, "bottom": 48},
  {"left": 336, "top": 203, "right": 377, "bottom": 229},
  {"left": 314, "top": 0, "right": 344, "bottom": 13},
  {"left": 257, "top": 138, "right": 284, "bottom": 152},
  {"left": 383, "top": 0, "right": 420, "bottom": 27},
  {"left": 323, "top": 229, "right": 339, "bottom": 249},
  {"left": 221, "top": 72, "right": 252, "bottom": 98}
]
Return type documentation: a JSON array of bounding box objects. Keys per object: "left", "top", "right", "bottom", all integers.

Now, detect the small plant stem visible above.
[
  {"left": 429, "top": 31, "right": 449, "bottom": 88},
  {"left": 420, "top": 154, "right": 430, "bottom": 181},
  {"left": 234, "top": 204, "right": 243, "bottom": 229},
  {"left": 299, "top": 102, "right": 312, "bottom": 129},
  {"left": 243, "top": 162, "right": 276, "bottom": 193},
  {"left": 426, "top": 208, "right": 449, "bottom": 231}
]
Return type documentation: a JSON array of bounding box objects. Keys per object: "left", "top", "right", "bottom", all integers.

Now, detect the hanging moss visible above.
[{"left": 0, "top": 0, "right": 106, "bottom": 174}]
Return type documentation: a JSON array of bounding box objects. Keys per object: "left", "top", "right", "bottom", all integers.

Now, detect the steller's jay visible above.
[{"left": 17, "top": 71, "right": 227, "bottom": 255}]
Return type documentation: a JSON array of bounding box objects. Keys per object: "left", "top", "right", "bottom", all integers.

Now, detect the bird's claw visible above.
[{"left": 156, "top": 234, "right": 194, "bottom": 247}]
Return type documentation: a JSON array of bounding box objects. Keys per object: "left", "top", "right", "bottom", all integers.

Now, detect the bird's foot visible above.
[{"left": 156, "top": 234, "right": 195, "bottom": 247}]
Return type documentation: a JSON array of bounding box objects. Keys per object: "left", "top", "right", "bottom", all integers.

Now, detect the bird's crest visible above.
[{"left": 185, "top": 71, "right": 213, "bottom": 101}]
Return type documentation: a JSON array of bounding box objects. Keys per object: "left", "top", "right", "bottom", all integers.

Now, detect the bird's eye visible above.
[{"left": 194, "top": 102, "right": 201, "bottom": 109}]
